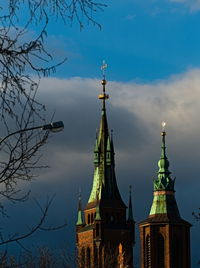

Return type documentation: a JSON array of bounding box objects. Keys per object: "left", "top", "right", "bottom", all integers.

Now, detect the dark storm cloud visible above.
[
  {"left": 2, "top": 70, "right": 200, "bottom": 266},
  {"left": 38, "top": 78, "right": 147, "bottom": 153}
]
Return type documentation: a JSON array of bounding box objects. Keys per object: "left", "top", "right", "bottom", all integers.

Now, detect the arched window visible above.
[
  {"left": 172, "top": 234, "right": 182, "bottom": 268},
  {"left": 86, "top": 247, "right": 91, "bottom": 268},
  {"left": 145, "top": 235, "right": 151, "bottom": 268},
  {"left": 80, "top": 247, "right": 85, "bottom": 268},
  {"left": 91, "top": 213, "right": 94, "bottom": 223},
  {"left": 157, "top": 233, "right": 165, "bottom": 268},
  {"left": 88, "top": 214, "right": 90, "bottom": 224}
]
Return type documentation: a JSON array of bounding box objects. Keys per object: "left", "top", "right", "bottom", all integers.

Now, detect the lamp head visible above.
[{"left": 42, "top": 121, "right": 64, "bottom": 132}]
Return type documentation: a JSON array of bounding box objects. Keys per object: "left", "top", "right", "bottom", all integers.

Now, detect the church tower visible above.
[
  {"left": 139, "top": 124, "right": 191, "bottom": 268},
  {"left": 76, "top": 70, "right": 135, "bottom": 268}
]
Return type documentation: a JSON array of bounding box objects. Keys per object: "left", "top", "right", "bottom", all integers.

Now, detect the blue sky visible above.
[
  {"left": 2, "top": 0, "right": 200, "bottom": 267},
  {"left": 45, "top": 0, "right": 200, "bottom": 81}
]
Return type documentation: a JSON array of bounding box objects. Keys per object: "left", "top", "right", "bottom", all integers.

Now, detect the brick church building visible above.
[{"left": 75, "top": 74, "right": 191, "bottom": 268}]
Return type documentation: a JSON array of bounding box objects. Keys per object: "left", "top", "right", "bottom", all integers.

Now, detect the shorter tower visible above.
[
  {"left": 139, "top": 124, "right": 191, "bottom": 268},
  {"left": 76, "top": 72, "right": 135, "bottom": 268}
]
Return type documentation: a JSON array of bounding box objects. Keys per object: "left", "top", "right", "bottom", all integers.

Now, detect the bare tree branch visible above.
[
  {"left": 0, "top": 196, "right": 67, "bottom": 247},
  {"left": 0, "top": 0, "right": 105, "bottom": 254}
]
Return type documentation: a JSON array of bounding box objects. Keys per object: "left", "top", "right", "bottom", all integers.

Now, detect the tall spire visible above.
[
  {"left": 87, "top": 62, "right": 125, "bottom": 208},
  {"left": 153, "top": 122, "right": 175, "bottom": 191},
  {"left": 76, "top": 190, "right": 83, "bottom": 226},
  {"left": 128, "top": 185, "right": 134, "bottom": 221},
  {"left": 149, "top": 122, "right": 180, "bottom": 218}
]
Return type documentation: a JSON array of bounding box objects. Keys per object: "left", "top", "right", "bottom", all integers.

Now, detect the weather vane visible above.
[
  {"left": 98, "top": 60, "right": 109, "bottom": 100},
  {"left": 101, "top": 60, "right": 108, "bottom": 79}
]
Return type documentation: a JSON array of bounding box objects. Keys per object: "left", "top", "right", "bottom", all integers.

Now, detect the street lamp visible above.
[
  {"left": 0, "top": 121, "right": 64, "bottom": 145},
  {"left": 42, "top": 121, "right": 64, "bottom": 132}
]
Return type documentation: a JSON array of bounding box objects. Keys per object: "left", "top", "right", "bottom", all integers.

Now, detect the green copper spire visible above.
[
  {"left": 153, "top": 126, "right": 175, "bottom": 191},
  {"left": 149, "top": 123, "right": 180, "bottom": 218},
  {"left": 128, "top": 186, "right": 134, "bottom": 221},
  {"left": 76, "top": 191, "right": 83, "bottom": 226},
  {"left": 95, "top": 191, "right": 101, "bottom": 221},
  {"left": 87, "top": 66, "right": 125, "bottom": 209},
  {"left": 94, "top": 130, "right": 100, "bottom": 166}
]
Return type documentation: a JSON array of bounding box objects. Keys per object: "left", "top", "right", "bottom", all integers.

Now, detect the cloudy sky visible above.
[{"left": 2, "top": 0, "right": 200, "bottom": 267}]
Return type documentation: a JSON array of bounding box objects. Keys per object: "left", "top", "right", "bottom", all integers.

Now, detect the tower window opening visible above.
[
  {"left": 91, "top": 213, "right": 94, "bottom": 223},
  {"left": 88, "top": 214, "right": 91, "bottom": 224},
  {"left": 172, "top": 234, "right": 182, "bottom": 268},
  {"left": 157, "top": 233, "right": 165, "bottom": 268},
  {"left": 81, "top": 247, "right": 85, "bottom": 268},
  {"left": 86, "top": 247, "right": 91, "bottom": 268}
]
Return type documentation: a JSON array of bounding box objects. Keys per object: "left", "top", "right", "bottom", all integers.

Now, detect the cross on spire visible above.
[
  {"left": 101, "top": 60, "right": 108, "bottom": 80},
  {"left": 98, "top": 60, "right": 109, "bottom": 102}
]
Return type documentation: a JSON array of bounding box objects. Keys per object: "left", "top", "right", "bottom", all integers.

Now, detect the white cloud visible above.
[
  {"left": 38, "top": 68, "right": 200, "bottom": 186},
  {"left": 170, "top": 0, "right": 200, "bottom": 12},
  {"left": 4, "top": 69, "right": 200, "bottom": 259}
]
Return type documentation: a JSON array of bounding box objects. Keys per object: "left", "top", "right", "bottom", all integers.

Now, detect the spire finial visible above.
[
  {"left": 160, "top": 121, "right": 167, "bottom": 158},
  {"left": 152, "top": 122, "right": 175, "bottom": 192},
  {"left": 99, "top": 60, "right": 109, "bottom": 103},
  {"left": 101, "top": 60, "right": 107, "bottom": 80},
  {"left": 78, "top": 188, "right": 82, "bottom": 211},
  {"left": 128, "top": 185, "right": 134, "bottom": 221},
  {"left": 76, "top": 188, "right": 83, "bottom": 225},
  {"left": 161, "top": 121, "right": 166, "bottom": 137}
]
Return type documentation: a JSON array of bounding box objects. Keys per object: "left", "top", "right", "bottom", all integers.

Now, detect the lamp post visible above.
[{"left": 0, "top": 121, "right": 64, "bottom": 145}]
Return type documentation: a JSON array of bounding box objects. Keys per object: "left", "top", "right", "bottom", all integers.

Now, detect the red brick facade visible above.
[
  {"left": 139, "top": 219, "right": 191, "bottom": 268},
  {"left": 76, "top": 205, "right": 135, "bottom": 268}
]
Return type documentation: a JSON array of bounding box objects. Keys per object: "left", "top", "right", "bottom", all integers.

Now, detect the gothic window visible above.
[
  {"left": 145, "top": 235, "right": 151, "bottom": 268},
  {"left": 157, "top": 233, "right": 165, "bottom": 268},
  {"left": 91, "top": 213, "right": 94, "bottom": 223},
  {"left": 88, "top": 214, "right": 90, "bottom": 224},
  {"left": 80, "top": 247, "right": 85, "bottom": 268},
  {"left": 172, "top": 234, "right": 182, "bottom": 268},
  {"left": 86, "top": 247, "right": 91, "bottom": 268},
  {"left": 94, "top": 246, "right": 98, "bottom": 267}
]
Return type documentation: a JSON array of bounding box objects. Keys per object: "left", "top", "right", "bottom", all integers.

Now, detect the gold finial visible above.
[
  {"left": 98, "top": 60, "right": 109, "bottom": 100},
  {"left": 161, "top": 121, "right": 166, "bottom": 136}
]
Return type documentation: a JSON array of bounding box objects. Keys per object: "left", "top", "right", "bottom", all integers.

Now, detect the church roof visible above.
[
  {"left": 86, "top": 79, "right": 126, "bottom": 209},
  {"left": 149, "top": 124, "right": 180, "bottom": 218}
]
